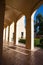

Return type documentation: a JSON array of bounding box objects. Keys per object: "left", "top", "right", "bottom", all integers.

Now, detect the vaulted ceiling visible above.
[
  {"left": 4, "top": 0, "right": 43, "bottom": 27},
  {"left": 4, "top": 5, "right": 22, "bottom": 27}
]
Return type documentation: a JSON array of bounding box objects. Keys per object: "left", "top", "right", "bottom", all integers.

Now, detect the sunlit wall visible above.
[
  {"left": 9, "top": 22, "right": 14, "bottom": 43},
  {"left": 6, "top": 26, "right": 8, "bottom": 42},
  {"left": 3, "top": 28, "right": 5, "bottom": 40},
  {"left": 16, "top": 16, "right": 26, "bottom": 45},
  {"left": 31, "top": 10, "right": 37, "bottom": 50}
]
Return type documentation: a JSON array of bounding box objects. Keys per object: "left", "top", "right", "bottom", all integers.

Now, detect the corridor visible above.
[
  {"left": 2, "top": 41, "right": 43, "bottom": 65},
  {"left": 0, "top": 0, "right": 43, "bottom": 65}
]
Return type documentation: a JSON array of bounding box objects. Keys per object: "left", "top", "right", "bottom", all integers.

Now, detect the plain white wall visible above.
[
  {"left": 6, "top": 26, "right": 9, "bottom": 42},
  {"left": 3, "top": 28, "right": 5, "bottom": 40},
  {"left": 16, "top": 16, "right": 26, "bottom": 45},
  {"left": 9, "top": 22, "right": 14, "bottom": 43}
]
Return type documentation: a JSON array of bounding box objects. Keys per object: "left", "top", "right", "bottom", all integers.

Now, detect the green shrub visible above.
[
  {"left": 34, "top": 38, "right": 40, "bottom": 46},
  {"left": 18, "top": 39, "right": 26, "bottom": 44},
  {"left": 40, "top": 38, "right": 43, "bottom": 44}
]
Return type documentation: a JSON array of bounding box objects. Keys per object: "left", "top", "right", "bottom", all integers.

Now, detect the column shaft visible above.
[
  {"left": 26, "top": 17, "right": 31, "bottom": 49},
  {"left": 0, "top": 0, "right": 5, "bottom": 64},
  {"left": 5, "top": 28, "right": 6, "bottom": 41},
  {"left": 14, "top": 22, "right": 16, "bottom": 45},
  {"left": 8, "top": 26, "right": 10, "bottom": 42}
]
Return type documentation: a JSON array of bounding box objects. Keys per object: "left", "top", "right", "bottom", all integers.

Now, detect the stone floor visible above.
[{"left": 2, "top": 42, "right": 43, "bottom": 65}]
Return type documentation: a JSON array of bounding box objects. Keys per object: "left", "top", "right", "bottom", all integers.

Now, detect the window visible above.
[{"left": 21, "top": 32, "right": 24, "bottom": 38}]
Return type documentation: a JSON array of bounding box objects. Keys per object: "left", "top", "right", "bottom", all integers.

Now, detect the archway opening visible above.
[
  {"left": 3, "top": 26, "right": 9, "bottom": 46},
  {"left": 3, "top": 22, "right": 14, "bottom": 46},
  {"left": 9, "top": 22, "right": 14, "bottom": 46},
  {"left": 16, "top": 15, "right": 26, "bottom": 47},
  {"left": 31, "top": 5, "right": 43, "bottom": 50}
]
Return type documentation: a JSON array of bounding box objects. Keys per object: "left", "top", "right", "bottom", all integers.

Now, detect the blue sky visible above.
[
  {"left": 24, "top": 5, "right": 43, "bottom": 26},
  {"left": 24, "top": 16, "right": 26, "bottom": 27},
  {"left": 34, "top": 5, "right": 43, "bottom": 21}
]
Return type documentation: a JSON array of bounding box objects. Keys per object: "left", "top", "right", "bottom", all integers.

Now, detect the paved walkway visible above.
[{"left": 2, "top": 41, "right": 43, "bottom": 65}]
